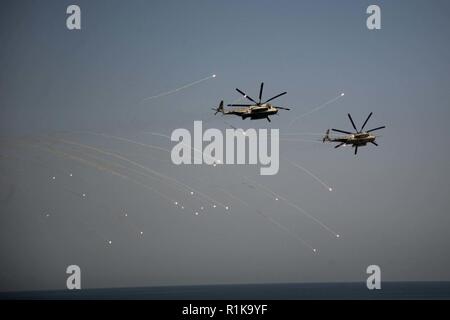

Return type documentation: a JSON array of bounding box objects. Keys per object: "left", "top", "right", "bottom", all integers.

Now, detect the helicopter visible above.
[
  {"left": 323, "top": 112, "right": 386, "bottom": 155},
  {"left": 212, "top": 82, "right": 291, "bottom": 122}
]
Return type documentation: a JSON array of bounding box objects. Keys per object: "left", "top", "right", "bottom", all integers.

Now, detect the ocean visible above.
[{"left": 1, "top": 282, "right": 450, "bottom": 300}]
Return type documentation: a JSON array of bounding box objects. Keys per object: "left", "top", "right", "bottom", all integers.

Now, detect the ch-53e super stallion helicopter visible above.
[
  {"left": 212, "top": 82, "right": 291, "bottom": 122},
  {"left": 323, "top": 112, "right": 386, "bottom": 155}
]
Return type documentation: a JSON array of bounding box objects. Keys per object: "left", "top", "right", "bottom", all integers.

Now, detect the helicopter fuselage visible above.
[
  {"left": 331, "top": 133, "right": 376, "bottom": 146},
  {"left": 223, "top": 104, "right": 280, "bottom": 121},
  {"left": 242, "top": 104, "right": 279, "bottom": 120},
  {"left": 214, "top": 83, "right": 290, "bottom": 122},
  {"left": 322, "top": 113, "right": 385, "bottom": 155}
]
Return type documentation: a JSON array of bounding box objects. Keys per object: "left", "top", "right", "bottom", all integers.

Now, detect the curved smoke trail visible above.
[
  {"left": 287, "top": 93, "right": 345, "bottom": 131},
  {"left": 51, "top": 136, "right": 227, "bottom": 209},
  {"left": 141, "top": 74, "right": 216, "bottom": 103},
  {"left": 283, "top": 158, "right": 333, "bottom": 192},
  {"left": 218, "top": 187, "right": 317, "bottom": 253},
  {"left": 243, "top": 176, "right": 340, "bottom": 238}
]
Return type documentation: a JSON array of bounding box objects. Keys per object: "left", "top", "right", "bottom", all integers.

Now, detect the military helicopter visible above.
[
  {"left": 212, "top": 82, "right": 291, "bottom": 122},
  {"left": 323, "top": 113, "right": 386, "bottom": 155}
]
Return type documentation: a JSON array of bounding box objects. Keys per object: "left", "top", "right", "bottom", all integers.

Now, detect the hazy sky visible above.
[{"left": 1, "top": 0, "right": 450, "bottom": 291}]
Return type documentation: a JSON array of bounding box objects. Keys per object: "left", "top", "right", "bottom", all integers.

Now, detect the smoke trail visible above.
[
  {"left": 47, "top": 181, "right": 138, "bottom": 235},
  {"left": 220, "top": 119, "right": 238, "bottom": 130},
  {"left": 53, "top": 136, "right": 227, "bottom": 209},
  {"left": 218, "top": 188, "right": 316, "bottom": 253},
  {"left": 40, "top": 142, "right": 200, "bottom": 232},
  {"left": 280, "top": 132, "right": 326, "bottom": 136},
  {"left": 136, "top": 132, "right": 331, "bottom": 215},
  {"left": 49, "top": 138, "right": 164, "bottom": 183},
  {"left": 283, "top": 158, "right": 333, "bottom": 192},
  {"left": 70, "top": 131, "right": 174, "bottom": 164},
  {"left": 92, "top": 132, "right": 172, "bottom": 154},
  {"left": 243, "top": 176, "right": 340, "bottom": 238},
  {"left": 26, "top": 139, "right": 170, "bottom": 232},
  {"left": 0, "top": 151, "right": 111, "bottom": 244},
  {"left": 93, "top": 131, "right": 204, "bottom": 164},
  {"left": 141, "top": 74, "right": 216, "bottom": 103},
  {"left": 56, "top": 135, "right": 202, "bottom": 206},
  {"left": 37, "top": 141, "right": 127, "bottom": 178},
  {"left": 280, "top": 138, "right": 323, "bottom": 144},
  {"left": 287, "top": 93, "right": 345, "bottom": 130},
  {"left": 74, "top": 133, "right": 219, "bottom": 204},
  {"left": 35, "top": 140, "right": 179, "bottom": 206},
  {"left": 59, "top": 133, "right": 221, "bottom": 209},
  {"left": 4, "top": 138, "right": 191, "bottom": 242}
]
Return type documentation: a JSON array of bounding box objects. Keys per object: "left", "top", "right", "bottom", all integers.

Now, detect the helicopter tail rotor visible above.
[
  {"left": 212, "top": 100, "right": 225, "bottom": 115},
  {"left": 323, "top": 129, "right": 331, "bottom": 143}
]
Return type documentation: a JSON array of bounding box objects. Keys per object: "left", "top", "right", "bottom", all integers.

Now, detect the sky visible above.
[{"left": 1, "top": 0, "right": 450, "bottom": 291}]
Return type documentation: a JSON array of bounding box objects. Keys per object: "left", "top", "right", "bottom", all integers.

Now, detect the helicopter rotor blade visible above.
[
  {"left": 227, "top": 104, "right": 252, "bottom": 107},
  {"left": 335, "top": 142, "right": 345, "bottom": 149},
  {"left": 277, "top": 106, "right": 291, "bottom": 111},
  {"left": 348, "top": 113, "right": 358, "bottom": 132},
  {"left": 258, "top": 82, "right": 264, "bottom": 104},
  {"left": 332, "top": 128, "right": 353, "bottom": 135},
  {"left": 263, "top": 92, "right": 287, "bottom": 104},
  {"left": 370, "top": 141, "right": 379, "bottom": 146},
  {"left": 367, "top": 126, "right": 386, "bottom": 133},
  {"left": 360, "top": 112, "right": 373, "bottom": 132},
  {"left": 236, "top": 88, "right": 257, "bottom": 104},
  {"left": 354, "top": 146, "right": 358, "bottom": 155}
]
